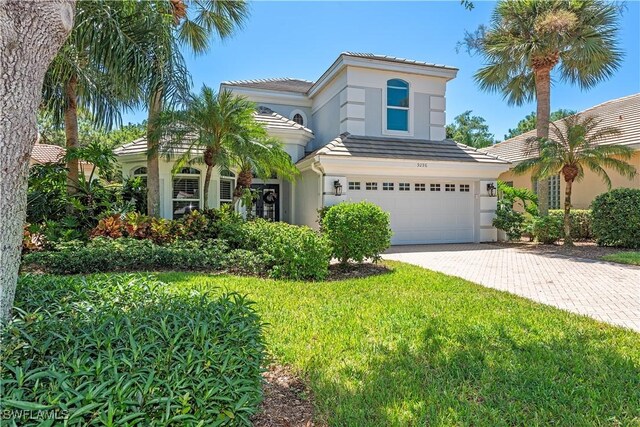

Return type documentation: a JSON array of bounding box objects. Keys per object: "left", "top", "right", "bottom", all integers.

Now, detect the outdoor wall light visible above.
[
  {"left": 486, "top": 183, "right": 497, "bottom": 197},
  {"left": 334, "top": 180, "right": 343, "bottom": 196}
]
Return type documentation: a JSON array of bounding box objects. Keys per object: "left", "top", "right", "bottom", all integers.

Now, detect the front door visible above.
[{"left": 250, "top": 184, "right": 280, "bottom": 221}]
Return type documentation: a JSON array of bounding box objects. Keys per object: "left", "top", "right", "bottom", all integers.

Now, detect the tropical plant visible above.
[
  {"left": 445, "top": 110, "right": 495, "bottom": 148},
  {"left": 143, "top": 0, "right": 249, "bottom": 217},
  {"left": 591, "top": 188, "right": 640, "bottom": 248},
  {"left": 464, "top": 0, "right": 623, "bottom": 214},
  {"left": 514, "top": 114, "right": 636, "bottom": 245},
  {"left": 504, "top": 109, "right": 576, "bottom": 140},
  {"left": 493, "top": 182, "right": 538, "bottom": 241}
]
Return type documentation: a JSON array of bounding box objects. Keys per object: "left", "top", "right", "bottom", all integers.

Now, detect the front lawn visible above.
[
  {"left": 602, "top": 251, "right": 640, "bottom": 266},
  {"left": 159, "top": 262, "right": 640, "bottom": 426}
]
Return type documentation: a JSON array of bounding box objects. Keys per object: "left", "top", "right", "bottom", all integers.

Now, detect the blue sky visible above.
[{"left": 122, "top": 1, "right": 640, "bottom": 141}]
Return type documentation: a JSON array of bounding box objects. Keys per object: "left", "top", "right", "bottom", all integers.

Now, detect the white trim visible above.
[{"left": 382, "top": 78, "right": 412, "bottom": 136}]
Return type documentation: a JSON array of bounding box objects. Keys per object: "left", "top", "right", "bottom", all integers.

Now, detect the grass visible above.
[
  {"left": 154, "top": 262, "right": 640, "bottom": 426},
  {"left": 602, "top": 251, "right": 640, "bottom": 266}
]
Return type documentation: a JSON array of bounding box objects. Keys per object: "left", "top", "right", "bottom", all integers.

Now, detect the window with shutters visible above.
[
  {"left": 219, "top": 169, "right": 235, "bottom": 207},
  {"left": 172, "top": 167, "right": 200, "bottom": 219}
]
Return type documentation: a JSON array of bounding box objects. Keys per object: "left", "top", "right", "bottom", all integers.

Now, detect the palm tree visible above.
[
  {"left": 514, "top": 114, "right": 636, "bottom": 245},
  {"left": 466, "top": 0, "right": 622, "bottom": 214},
  {"left": 143, "top": 0, "right": 249, "bottom": 217},
  {"left": 156, "top": 87, "right": 296, "bottom": 209},
  {"left": 42, "top": 0, "right": 153, "bottom": 197}
]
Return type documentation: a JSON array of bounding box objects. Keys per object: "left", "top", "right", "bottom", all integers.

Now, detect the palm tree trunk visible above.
[
  {"left": 534, "top": 65, "right": 553, "bottom": 215},
  {"left": 203, "top": 164, "right": 213, "bottom": 209},
  {"left": 563, "top": 179, "right": 573, "bottom": 246},
  {"left": 146, "top": 88, "right": 163, "bottom": 217},
  {"left": 64, "top": 73, "right": 79, "bottom": 197}
]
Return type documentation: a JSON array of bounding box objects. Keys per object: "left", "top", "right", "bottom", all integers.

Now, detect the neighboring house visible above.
[
  {"left": 483, "top": 94, "right": 640, "bottom": 210},
  {"left": 116, "top": 53, "right": 511, "bottom": 244},
  {"left": 30, "top": 143, "right": 66, "bottom": 166}
]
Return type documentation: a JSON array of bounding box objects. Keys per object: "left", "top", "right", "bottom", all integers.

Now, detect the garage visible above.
[{"left": 345, "top": 178, "right": 475, "bottom": 245}]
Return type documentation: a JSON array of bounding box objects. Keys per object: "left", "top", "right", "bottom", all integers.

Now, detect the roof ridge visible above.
[
  {"left": 341, "top": 52, "right": 457, "bottom": 70},
  {"left": 222, "top": 77, "right": 314, "bottom": 85}
]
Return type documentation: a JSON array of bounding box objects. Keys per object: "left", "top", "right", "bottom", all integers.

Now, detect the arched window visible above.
[
  {"left": 172, "top": 167, "right": 200, "bottom": 219},
  {"left": 386, "top": 79, "right": 409, "bottom": 131},
  {"left": 292, "top": 113, "right": 304, "bottom": 126},
  {"left": 131, "top": 166, "right": 147, "bottom": 186},
  {"left": 219, "top": 169, "right": 235, "bottom": 207}
]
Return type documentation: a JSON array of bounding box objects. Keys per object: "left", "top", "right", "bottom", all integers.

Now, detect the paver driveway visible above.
[{"left": 384, "top": 244, "right": 640, "bottom": 332}]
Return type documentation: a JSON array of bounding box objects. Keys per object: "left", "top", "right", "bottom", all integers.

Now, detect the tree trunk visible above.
[
  {"left": 533, "top": 65, "right": 553, "bottom": 215},
  {"left": 0, "top": 0, "right": 75, "bottom": 324},
  {"left": 203, "top": 164, "right": 213, "bottom": 209},
  {"left": 64, "top": 73, "right": 79, "bottom": 196},
  {"left": 146, "top": 88, "right": 163, "bottom": 217},
  {"left": 233, "top": 168, "right": 253, "bottom": 207},
  {"left": 563, "top": 179, "right": 573, "bottom": 246}
]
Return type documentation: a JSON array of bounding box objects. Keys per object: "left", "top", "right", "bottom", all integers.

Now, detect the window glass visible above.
[
  {"left": 387, "top": 88, "right": 409, "bottom": 107},
  {"left": 386, "top": 79, "right": 409, "bottom": 132},
  {"left": 387, "top": 109, "right": 409, "bottom": 131},
  {"left": 430, "top": 183, "right": 441, "bottom": 192},
  {"left": 383, "top": 182, "right": 394, "bottom": 191},
  {"left": 292, "top": 113, "right": 304, "bottom": 126},
  {"left": 399, "top": 183, "right": 410, "bottom": 191},
  {"left": 459, "top": 184, "right": 470, "bottom": 192},
  {"left": 445, "top": 184, "right": 456, "bottom": 192},
  {"left": 415, "top": 183, "right": 426, "bottom": 191},
  {"left": 348, "top": 181, "right": 361, "bottom": 190},
  {"left": 172, "top": 168, "right": 200, "bottom": 219},
  {"left": 366, "top": 182, "right": 377, "bottom": 191}
]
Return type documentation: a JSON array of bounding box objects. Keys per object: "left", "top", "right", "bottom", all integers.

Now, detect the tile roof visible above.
[
  {"left": 300, "top": 133, "right": 510, "bottom": 164},
  {"left": 114, "top": 108, "right": 312, "bottom": 156},
  {"left": 31, "top": 143, "right": 65, "bottom": 164},
  {"left": 341, "top": 52, "right": 458, "bottom": 71},
  {"left": 221, "top": 78, "right": 314, "bottom": 94},
  {"left": 482, "top": 93, "right": 640, "bottom": 163}
]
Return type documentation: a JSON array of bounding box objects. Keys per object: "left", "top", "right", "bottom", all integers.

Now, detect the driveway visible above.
[{"left": 384, "top": 244, "right": 640, "bottom": 332}]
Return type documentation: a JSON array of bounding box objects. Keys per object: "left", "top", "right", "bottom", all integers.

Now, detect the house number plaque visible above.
[{"left": 417, "top": 162, "right": 428, "bottom": 168}]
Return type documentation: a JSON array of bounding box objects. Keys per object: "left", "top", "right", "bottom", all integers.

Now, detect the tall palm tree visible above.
[
  {"left": 514, "top": 114, "right": 636, "bottom": 245},
  {"left": 42, "top": 0, "right": 154, "bottom": 197},
  {"left": 466, "top": 0, "right": 622, "bottom": 214},
  {"left": 144, "top": 0, "right": 249, "bottom": 217},
  {"left": 155, "top": 87, "right": 295, "bottom": 209}
]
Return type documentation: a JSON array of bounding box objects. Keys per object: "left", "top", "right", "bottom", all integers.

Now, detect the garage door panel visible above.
[{"left": 345, "top": 179, "right": 475, "bottom": 245}]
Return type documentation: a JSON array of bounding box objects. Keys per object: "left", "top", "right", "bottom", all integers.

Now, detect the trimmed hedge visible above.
[
  {"left": 322, "top": 202, "right": 392, "bottom": 264},
  {"left": 532, "top": 215, "right": 563, "bottom": 244},
  {"left": 244, "top": 219, "right": 331, "bottom": 280},
  {"left": 591, "top": 188, "right": 640, "bottom": 248},
  {"left": 549, "top": 209, "right": 592, "bottom": 240},
  {"left": 0, "top": 274, "right": 264, "bottom": 426}
]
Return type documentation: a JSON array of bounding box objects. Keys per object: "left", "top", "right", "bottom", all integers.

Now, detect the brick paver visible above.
[{"left": 384, "top": 244, "right": 640, "bottom": 332}]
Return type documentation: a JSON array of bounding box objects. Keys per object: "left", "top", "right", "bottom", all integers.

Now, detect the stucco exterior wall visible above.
[
  {"left": 293, "top": 169, "right": 321, "bottom": 229},
  {"left": 498, "top": 150, "right": 640, "bottom": 209},
  {"left": 311, "top": 93, "right": 341, "bottom": 151}
]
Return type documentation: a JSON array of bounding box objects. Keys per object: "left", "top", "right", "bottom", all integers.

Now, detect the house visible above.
[
  {"left": 115, "top": 52, "right": 511, "bottom": 245},
  {"left": 30, "top": 143, "right": 66, "bottom": 166},
  {"left": 483, "top": 93, "right": 640, "bottom": 210}
]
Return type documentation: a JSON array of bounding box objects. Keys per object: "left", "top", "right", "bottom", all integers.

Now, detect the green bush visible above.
[
  {"left": 0, "top": 274, "right": 264, "bottom": 426},
  {"left": 532, "top": 215, "right": 563, "bottom": 244},
  {"left": 493, "top": 199, "right": 525, "bottom": 241},
  {"left": 549, "top": 209, "right": 592, "bottom": 240},
  {"left": 591, "top": 188, "right": 640, "bottom": 248},
  {"left": 243, "top": 219, "right": 331, "bottom": 280},
  {"left": 22, "top": 238, "right": 257, "bottom": 275},
  {"left": 322, "top": 202, "right": 392, "bottom": 265}
]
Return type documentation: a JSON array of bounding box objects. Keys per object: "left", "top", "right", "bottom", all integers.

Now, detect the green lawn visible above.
[
  {"left": 602, "top": 251, "right": 640, "bottom": 266},
  {"left": 156, "top": 262, "right": 640, "bottom": 426}
]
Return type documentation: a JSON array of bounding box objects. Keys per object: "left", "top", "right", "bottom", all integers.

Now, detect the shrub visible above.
[
  {"left": 493, "top": 199, "right": 525, "bottom": 241},
  {"left": 322, "top": 202, "right": 392, "bottom": 265},
  {"left": 549, "top": 209, "right": 592, "bottom": 240},
  {"left": 243, "top": 220, "right": 331, "bottom": 280},
  {"left": 1, "top": 274, "right": 264, "bottom": 426},
  {"left": 591, "top": 188, "right": 640, "bottom": 248},
  {"left": 23, "top": 238, "right": 231, "bottom": 275},
  {"left": 532, "top": 215, "right": 563, "bottom": 244}
]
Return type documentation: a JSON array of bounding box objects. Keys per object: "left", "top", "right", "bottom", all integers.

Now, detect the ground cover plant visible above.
[
  {"left": 602, "top": 252, "right": 640, "bottom": 266},
  {"left": 158, "top": 262, "right": 640, "bottom": 426},
  {"left": 0, "top": 274, "right": 264, "bottom": 426}
]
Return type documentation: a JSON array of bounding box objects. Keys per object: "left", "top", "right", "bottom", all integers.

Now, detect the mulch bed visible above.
[
  {"left": 494, "top": 240, "right": 635, "bottom": 261},
  {"left": 327, "top": 262, "right": 391, "bottom": 281},
  {"left": 252, "top": 365, "right": 321, "bottom": 427}
]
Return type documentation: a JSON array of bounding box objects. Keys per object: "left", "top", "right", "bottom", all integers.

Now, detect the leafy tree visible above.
[
  {"left": 514, "top": 114, "right": 636, "bottom": 245},
  {"left": 155, "top": 87, "right": 296, "bottom": 210},
  {"left": 445, "top": 110, "right": 495, "bottom": 148},
  {"left": 464, "top": 0, "right": 623, "bottom": 214},
  {"left": 143, "top": 0, "right": 249, "bottom": 217},
  {"left": 504, "top": 109, "right": 576, "bottom": 140}
]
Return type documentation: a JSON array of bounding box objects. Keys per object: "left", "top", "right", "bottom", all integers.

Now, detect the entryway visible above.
[{"left": 251, "top": 183, "right": 280, "bottom": 221}]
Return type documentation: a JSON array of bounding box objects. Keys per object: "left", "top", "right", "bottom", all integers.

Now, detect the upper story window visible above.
[
  {"left": 386, "top": 79, "right": 409, "bottom": 132},
  {"left": 292, "top": 113, "right": 304, "bottom": 126}
]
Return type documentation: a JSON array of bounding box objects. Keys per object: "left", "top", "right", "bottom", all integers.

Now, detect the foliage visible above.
[
  {"left": 602, "top": 252, "right": 640, "bottom": 266},
  {"left": 22, "top": 238, "right": 248, "bottom": 275},
  {"left": 1, "top": 274, "right": 264, "bottom": 426},
  {"left": 122, "top": 176, "right": 148, "bottom": 214},
  {"left": 498, "top": 181, "right": 538, "bottom": 216},
  {"left": 243, "top": 220, "right": 331, "bottom": 280},
  {"left": 26, "top": 163, "right": 67, "bottom": 224},
  {"left": 504, "top": 109, "right": 576, "bottom": 140},
  {"left": 445, "top": 110, "right": 495, "bottom": 148},
  {"left": 549, "top": 209, "right": 592, "bottom": 240},
  {"left": 532, "top": 215, "right": 563, "bottom": 244},
  {"left": 493, "top": 182, "right": 538, "bottom": 241},
  {"left": 158, "top": 265, "right": 640, "bottom": 426},
  {"left": 591, "top": 188, "right": 640, "bottom": 248},
  {"left": 322, "top": 202, "right": 392, "bottom": 265},
  {"left": 493, "top": 199, "right": 525, "bottom": 241}
]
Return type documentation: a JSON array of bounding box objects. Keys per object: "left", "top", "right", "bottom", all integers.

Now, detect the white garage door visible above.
[{"left": 345, "top": 179, "right": 475, "bottom": 245}]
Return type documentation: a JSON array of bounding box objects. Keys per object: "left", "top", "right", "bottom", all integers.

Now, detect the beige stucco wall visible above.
[{"left": 499, "top": 150, "right": 640, "bottom": 209}]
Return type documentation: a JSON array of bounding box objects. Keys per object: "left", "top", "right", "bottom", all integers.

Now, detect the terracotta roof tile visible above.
[{"left": 30, "top": 143, "right": 65, "bottom": 164}]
